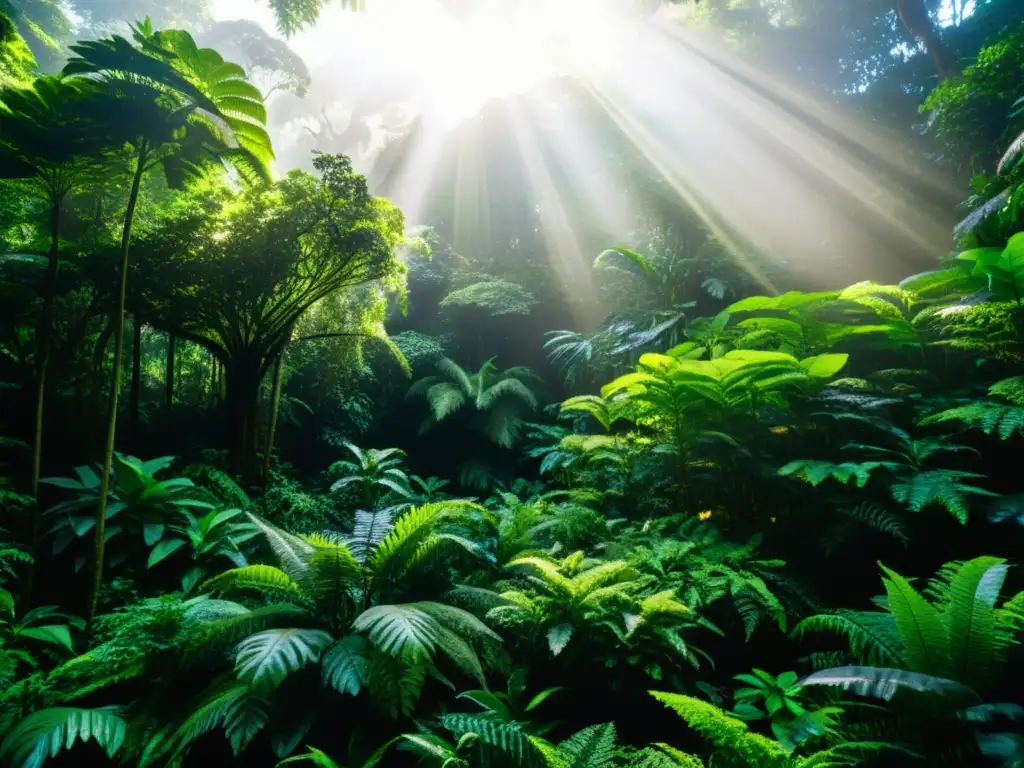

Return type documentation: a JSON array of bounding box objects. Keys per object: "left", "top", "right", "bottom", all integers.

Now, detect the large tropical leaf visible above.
[
  {"left": 594, "top": 247, "right": 656, "bottom": 280},
  {"left": 352, "top": 604, "right": 441, "bottom": 663},
  {"left": 0, "top": 707, "right": 126, "bottom": 768},
  {"left": 321, "top": 634, "right": 370, "bottom": 696},
  {"left": 234, "top": 628, "right": 332, "bottom": 690},
  {"left": 800, "top": 666, "right": 971, "bottom": 701}
]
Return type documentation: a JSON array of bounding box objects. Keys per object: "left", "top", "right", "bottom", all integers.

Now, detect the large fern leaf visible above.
[
  {"left": 303, "top": 545, "right": 361, "bottom": 617},
  {"left": 0, "top": 707, "right": 126, "bottom": 768},
  {"left": 321, "top": 634, "right": 370, "bottom": 696},
  {"left": 880, "top": 564, "right": 949, "bottom": 676},
  {"left": 347, "top": 508, "right": 396, "bottom": 562},
  {"left": 367, "top": 652, "right": 426, "bottom": 718},
  {"left": 234, "top": 628, "right": 332, "bottom": 690},
  {"left": 558, "top": 723, "right": 618, "bottom": 768},
  {"left": 800, "top": 666, "right": 970, "bottom": 701},
  {"left": 442, "top": 713, "right": 530, "bottom": 762},
  {"left": 942, "top": 557, "right": 1007, "bottom": 690},
  {"left": 353, "top": 604, "right": 441, "bottom": 662},
  {"left": 922, "top": 402, "right": 1024, "bottom": 440},
  {"left": 890, "top": 470, "right": 996, "bottom": 523},
  {"left": 156, "top": 683, "right": 250, "bottom": 764},
  {"left": 792, "top": 611, "right": 905, "bottom": 667}
]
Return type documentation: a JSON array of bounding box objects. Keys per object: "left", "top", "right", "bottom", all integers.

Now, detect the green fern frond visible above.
[
  {"left": 426, "top": 382, "right": 468, "bottom": 421},
  {"left": 369, "top": 501, "right": 489, "bottom": 582},
  {"left": 792, "top": 611, "right": 905, "bottom": 666},
  {"left": 558, "top": 723, "right": 618, "bottom": 768},
  {"left": 922, "top": 402, "right": 1024, "bottom": 440},
  {"left": 890, "top": 470, "right": 996, "bottom": 523},
  {"left": 353, "top": 604, "right": 441, "bottom": 662},
  {"left": 649, "top": 691, "right": 790, "bottom": 764},
  {"left": 347, "top": 508, "right": 396, "bottom": 562},
  {"left": 321, "top": 634, "right": 370, "bottom": 696},
  {"left": 0, "top": 707, "right": 127, "bottom": 768},
  {"left": 595, "top": 247, "right": 656, "bottom": 280},
  {"left": 840, "top": 503, "right": 909, "bottom": 546},
  {"left": 778, "top": 459, "right": 880, "bottom": 488},
  {"left": 880, "top": 563, "right": 949, "bottom": 676},
  {"left": 442, "top": 713, "right": 529, "bottom": 761},
  {"left": 650, "top": 744, "right": 706, "bottom": 768},
  {"left": 942, "top": 557, "right": 1007, "bottom": 690},
  {"left": 246, "top": 513, "right": 315, "bottom": 580},
  {"left": 479, "top": 378, "right": 539, "bottom": 411},
  {"left": 989, "top": 376, "right": 1024, "bottom": 405},
  {"left": 200, "top": 565, "right": 302, "bottom": 596},
  {"left": 156, "top": 683, "right": 249, "bottom": 764},
  {"left": 367, "top": 652, "right": 426, "bottom": 718},
  {"left": 234, "top": 628, "right": 332, "bottom": 690},
  {"left": 303, "top": 545, "right": 361, "bottom": 616}
]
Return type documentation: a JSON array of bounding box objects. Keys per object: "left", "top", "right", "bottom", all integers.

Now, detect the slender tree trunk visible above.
[
  {"left": 27, "top": 197, "right": 62, "bottom": 594},
  {"left": 89, "top": 145, "right": 147, "bottom": 628},
  {"left": 208, "top": 352, "right": 217, "bottom": 410},
  {"left": 129, "top": 314, "right": 142, "bottom": 442},
  {"left": 262, "top": 348, "right": 286, "bottom": 483},
  {"left": 165, "top": 333, "right": 175, "bottom": 413},
  {"left": 31, "top": 201, "right": 61, "bottom": 501},
  {"left": 89, "top": 317, "right": 115, "bottom": 457},
  {"left": 895, "top": 0, "right": 959, "bottom": 81}
]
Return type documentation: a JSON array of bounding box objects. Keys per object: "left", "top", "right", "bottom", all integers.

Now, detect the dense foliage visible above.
[{"left": 2, "top": 2, "right": 1024, "bottom": 768}]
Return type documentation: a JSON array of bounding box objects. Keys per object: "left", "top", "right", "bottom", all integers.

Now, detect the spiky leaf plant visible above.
[{"left": 109, "top": 502, "right": 502, "bottom": 762}]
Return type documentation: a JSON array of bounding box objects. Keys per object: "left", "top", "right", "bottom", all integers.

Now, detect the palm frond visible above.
[
  {"left": 321, "top": 634, "right": 370, "bottom": 696},
  {"left": 234, "top": 628, "right": 332, "bottom": 690},
  {"left": 0, "top": 707, "right": 127, "bottom": 768}
]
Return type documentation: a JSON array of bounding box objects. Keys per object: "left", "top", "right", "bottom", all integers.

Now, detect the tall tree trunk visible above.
[
  {"left": 89, "top": 317, "right": 115, "bottom": 458},
  {"left": 129, "top": 314, "right": 142, "bottom": 442},
  {"left": 89, "top": 145, "right": 147, "bottom": 628},
  {"left": 165, "top": 333, "right": 175, "bottom": 413},
  {"left": 262, "top": 348, "right": 286, "bottom": 484},
  {"left": 895, "top": 0, "right": 959, "bottom": 81},
  {"left": 28, "top": 196, "right": 62, "bottom": 594},
  {"left": 225, "top": 354, "right": 262, "bottom": 484}
]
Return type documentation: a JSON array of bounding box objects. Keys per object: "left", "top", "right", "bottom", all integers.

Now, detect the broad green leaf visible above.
[
  {"left": 880, "top": 564, "right": 949, "bottom": 676},
  {"left": 148, "top": 538, "right": 187, "bottom": 568},
  {"left": 800, "top": 353, "right": 848, "bottom": 378}
]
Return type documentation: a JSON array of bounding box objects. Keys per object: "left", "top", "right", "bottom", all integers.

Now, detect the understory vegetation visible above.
[{"left": 2, "top": 1, "right": 1024, "bottom": 766}]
